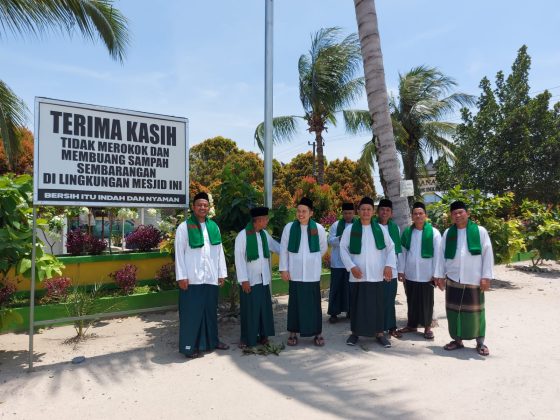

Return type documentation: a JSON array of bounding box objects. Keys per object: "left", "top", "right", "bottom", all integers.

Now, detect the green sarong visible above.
[
  {"left": 445, "top": 278, "right": 486, "bottom": 340},
  {"left": 287, "top": 281, "right": 322, "bottom": 337},
  {"left": 383, "top": 278, "right": 398, "bottom": 331},
  {"left": 239, "top": 284, "right": 275, "bottom": 347},
  {"left": 349, "top": 282, "right": 384, "bottom": 337},
  {"left": 178, "top": 284, "right": 219, "bottom": 356},
  {"left": 327, "top": 267, "right": 350, "bottom": 316}
]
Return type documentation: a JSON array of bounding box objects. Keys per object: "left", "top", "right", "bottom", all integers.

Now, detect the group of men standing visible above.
[{"left": 175, "top": 192, "right": 493, "bottom": 359}]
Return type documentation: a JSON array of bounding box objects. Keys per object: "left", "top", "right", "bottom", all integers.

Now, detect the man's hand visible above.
[
  {"left": 241, "top": 281, "right": 251, "bottom": 294},
  {"left": 436, "top": 278, "right": 445, "bottom": 291},
  {"left": 280, "top": 271, "right": 291, "bottom": 282},
  {"left": 480, "top": 278, "right": 491, "bottom": 292},
  {"left": 178, "top": 279, "right": 189, "bottom": 290},
  {"left": 218, "top": 278, "right": 225, "bottom": 287},
  {"left": 351, "top": 266, "right": 363, "bottom": 280},
  {"left": 398, "top": 273, "right": 405, "bottom": 282},
  {"left": 383, "top": 266, "right": 392, "bottom": 281}
]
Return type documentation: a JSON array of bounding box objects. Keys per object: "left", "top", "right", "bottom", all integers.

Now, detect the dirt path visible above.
[{"left": 1, "top": 262, "right": 559, "bottom": 419}]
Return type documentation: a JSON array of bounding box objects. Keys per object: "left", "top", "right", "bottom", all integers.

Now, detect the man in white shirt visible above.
[
  {"left": 234, "top": 206, "right": 280, "bottom": 348},
  {"left": 280, "top": 197, "right": 328, "bottom": 347},
  {"left": 376, "top": 199, "right": 402, "bottom": 338},
  {"left": 175, "top": 192, "right": 229, "bottom": 358},
  {"left": 327, "top": 202, "right": 356, "bottom": 323},
  {"left": 436, "top": 200, "right": 494, "bottom": 356},
  {"left": 340, "top": 196, "right": 396, "bottom": 348},
  {"left": 397, "top": 202, "right": 442, "bottom": 340}
]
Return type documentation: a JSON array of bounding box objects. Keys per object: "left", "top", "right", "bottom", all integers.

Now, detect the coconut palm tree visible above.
[
  {"left": 352, "top": 0, "right": 410, "bottom": 228},
  {"left": 254, "top": 27, "right": 364, "bottom": 185},
  {"left": 0, "top": 0, "right": 129, "bottom": 170},
  {"left": 345, "top": 66, "right": 475, "bottom": 199}
]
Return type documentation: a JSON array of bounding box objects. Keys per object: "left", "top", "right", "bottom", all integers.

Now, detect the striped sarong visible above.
[{"left": 445, "top": 278, "right": 486, "bottom": 340}]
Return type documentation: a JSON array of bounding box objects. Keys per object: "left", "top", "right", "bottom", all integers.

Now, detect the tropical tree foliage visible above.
[
  {"left": 449, "top": 46, "right": 560, "bottom": 204},
  {"left": 0, "top": 0, "right": 129, "bottom": 169},
  {"left": 345, "top": 66, "right": 474, "bottom": 199},
  {"left": 254, "top": 27, "right": 364, "bottom": 184}
]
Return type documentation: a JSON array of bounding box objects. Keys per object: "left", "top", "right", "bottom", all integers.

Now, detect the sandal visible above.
[
  {"left": 314, "top": 336, "right": 325, "bottom": 347},
  {"left": 443, "top": 340, "right": 464, "bottom": 351},
  {"left": 476, "top": 343, "right": 490, "bottom": 356},
  {"left": 397, "top": 326, "right": 418, "bottom": 334},
  {"left": 287, "top": 335, "right": 298, "bottom": 346},
  {"left": 389, "top": 329, "right": 402, "bottom": 338},
  {"left": 216, "top": 341, "right": 230, "bottom": 350},
  {"left": 424, "top": 331, "right": 435, "bottom": 340},
  {"left": 237, "top": 342, "right": 248, "bottom": 349}
]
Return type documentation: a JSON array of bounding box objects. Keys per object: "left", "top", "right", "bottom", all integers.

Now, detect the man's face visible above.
[
  {"left": 342, "top": 209, "right": 355, "bottom": 223},
  {"left": 358, "top": 204, "right": 374, "bottom": 223},
  {"left": 296, "top": 205, "right": 313, "bottom": 224},
  {"left": 377, "top": 206, "right": 392, "bottom": 224},
  {"left": 192, "top": 199, "right": 209, "bottom": 219},
  {"left": 253, "top": 215, "right": 269, "bottom": 231},
  {"left": 451, "top": 208, "right": 469, "bottom": 227},
  {"left": 412, "top": 208, "right": 427, "bottom": 227}
]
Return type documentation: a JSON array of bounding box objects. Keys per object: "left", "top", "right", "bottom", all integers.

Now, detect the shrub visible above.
[
  {"left": 125, "top": 225, "right": 162, "bottom": 251},
  {"left": 155, "top": 262, "right": 176, "bottom": 290},
  {"left": 109, "top": 264, "right": 138, "bottom": 295},
  {"left": 0, "top": 281, "right": 17, "bottom": 306},
  {"left": 66, "top": 229, "right": 107, "bottom": 255},
  {"left": 320, "top": 211, "right": 338, "bottom": 231},
  {"left": 42, "top": 276, "right": 72, "bottom": 303}
]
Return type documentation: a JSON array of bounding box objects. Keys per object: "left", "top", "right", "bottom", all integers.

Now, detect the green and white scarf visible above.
[
  {"left": 444, "top": 219, "right": 481, "bottom": 259},
  {"left": 401, "top": 222, "right": 434, "bottom": 258},
  {"left": 186, "top": 215, "right": 222, "bottom": 248},
  {"left": 349, "top": 219, "right": 386, "bottom": 254},
  {"left": 245, "top": 222, "right": 270, "bottom": 262},
  {"left": 287, "top": 220, "right": 320, "bottom": 253},
  {"left": 335, "top": 217, "right": 357, "bottom": 237},
  {"left": 374, "top": 217, "right": 402, "bottom": 254}
]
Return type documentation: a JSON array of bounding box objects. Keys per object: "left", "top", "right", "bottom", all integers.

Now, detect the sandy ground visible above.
[{"left": 1, "top": 261, "right": 559, "bottom": 420}]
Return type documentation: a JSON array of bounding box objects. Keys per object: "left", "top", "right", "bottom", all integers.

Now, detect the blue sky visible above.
[{"left": 3, "top": 0, "right": 559, "bottom": 170}]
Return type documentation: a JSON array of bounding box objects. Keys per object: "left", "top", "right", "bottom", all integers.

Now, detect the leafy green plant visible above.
[
  {"left": 242, "top": 341, "right": 285, "bottom": 356},
  {"left": 520, "top": 200, "right": 560, "bottom": 265},
  {"left": 64, "top": 283, "right": 104, "bottom": 339}
]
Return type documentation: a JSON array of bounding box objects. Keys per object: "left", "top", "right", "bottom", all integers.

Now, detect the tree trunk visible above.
[
  {"left": 315, "top": 131, "right": 325, "bottom": 185},
  {"left": 354, "top": 0, "right": 410, "bottom": 229}
]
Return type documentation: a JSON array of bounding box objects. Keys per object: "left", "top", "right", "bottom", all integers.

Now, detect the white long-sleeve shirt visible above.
[
  {"left": 435, "top": 225, "right": 494, "bottom": 285},
  {"left": 174, "top": 221, "right": 227, "bottom": 285},
  {"left": 339, "top": 223, "right": 396, "bottom": 283},
  {"left": 234, "top": 229, "right": 280, "bottom": 286},
  {"left": 397, "top": 227, "right": 442, "bottom": 282},
  {"left": 379, "top": 223, "right": 401, "bottom": 278},
  {"left": 328, "top": 220, "right": 354, "bottom": 268},
  {"left": 279, "top": 222, "right": 328, "bottom": 282}
]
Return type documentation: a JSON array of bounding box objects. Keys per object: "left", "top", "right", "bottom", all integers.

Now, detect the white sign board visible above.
[
  {"left": 34, "top": 98, "right": 188, "bottom": 208},
  {"left": 400, "top": 179, "right": 414, "bottom": 197}
]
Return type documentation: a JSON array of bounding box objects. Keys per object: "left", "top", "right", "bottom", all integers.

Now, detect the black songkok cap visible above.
[
  {"left": 193, "top": 192, "right": 209, "bottom": 203},
  {"left": 450, "top": 200, "right": 467, "bottom": 212},
  {"left": 298, "top": 197, "right": 314, "bottom": 210},
  {"left": 341, "top": 202, "right": 354, "bottom": 211},
  {"left": 250, "top": 206, "right": 269, "bottom": 217},
  {"left": 378, "top": 198, "right": 393, "bottom": 209},
  {"left": 359, "top": 196, "right": 374, "bottom": 207},
  {"left": 413, "top": 202, "right": 426, "bottom": 211}
]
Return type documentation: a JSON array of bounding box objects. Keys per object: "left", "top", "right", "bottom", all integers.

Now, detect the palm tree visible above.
[
  {"left": 0, "top": 0, "right": 129, "bottom": 170},
  {"left": 255, "top": 27, "right": 364, "bottom": 185},
  {"left": 345, "top": 66, "right": 475, "bottom": 199},
  {"left": 352, "top": 0, "right": 410, "bottom": 228}
]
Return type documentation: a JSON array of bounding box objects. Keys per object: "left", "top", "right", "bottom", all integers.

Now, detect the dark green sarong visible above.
[
  {"left": 287, "top": 281, "right": 322, "bottom": 337},
  {"left": 178, "top": 284, "right": 219, "bottom": 356},
  {"left": 239, "top": 283, "right": 275, "bottom": 347},
  {"left": 383, "top": 278, "right": 398, "bottom": 331},
  {"left": 349, "top": 282, "right": 384, "bottom": 337},
  {"left": 327, "top": 267, "right": 350, "bottom": 316},
  {"left": 445, "top": 278, "right": 486, "bottom": 340},
  {"left": 404, "top": 280, "right": 434, "bottom": 328}
]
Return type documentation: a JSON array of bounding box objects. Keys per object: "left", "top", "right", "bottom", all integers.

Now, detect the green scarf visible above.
[
  {"left": 245, "top": 222, "right": 270, "bottom": 262},
  {"left": 349, "top": 219, "right": 386, "bottom": 254},
  {"left": 444, "top": 219, "right": 482, "bottom": 259},
  {"left": 401, "top": 222, "right": 434, "bottom": 258},
  {"left": 374, "top": 217, "right": 402, "bottom": 254},
  {"left": 287, "top": 219, "right": 320, "bottom": 253},
  {"left": 335, "top": 217, "right": 357, "bottom": 237},
  {"left": 186, "top": 215, "right": 222, "bottom": 248}
]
